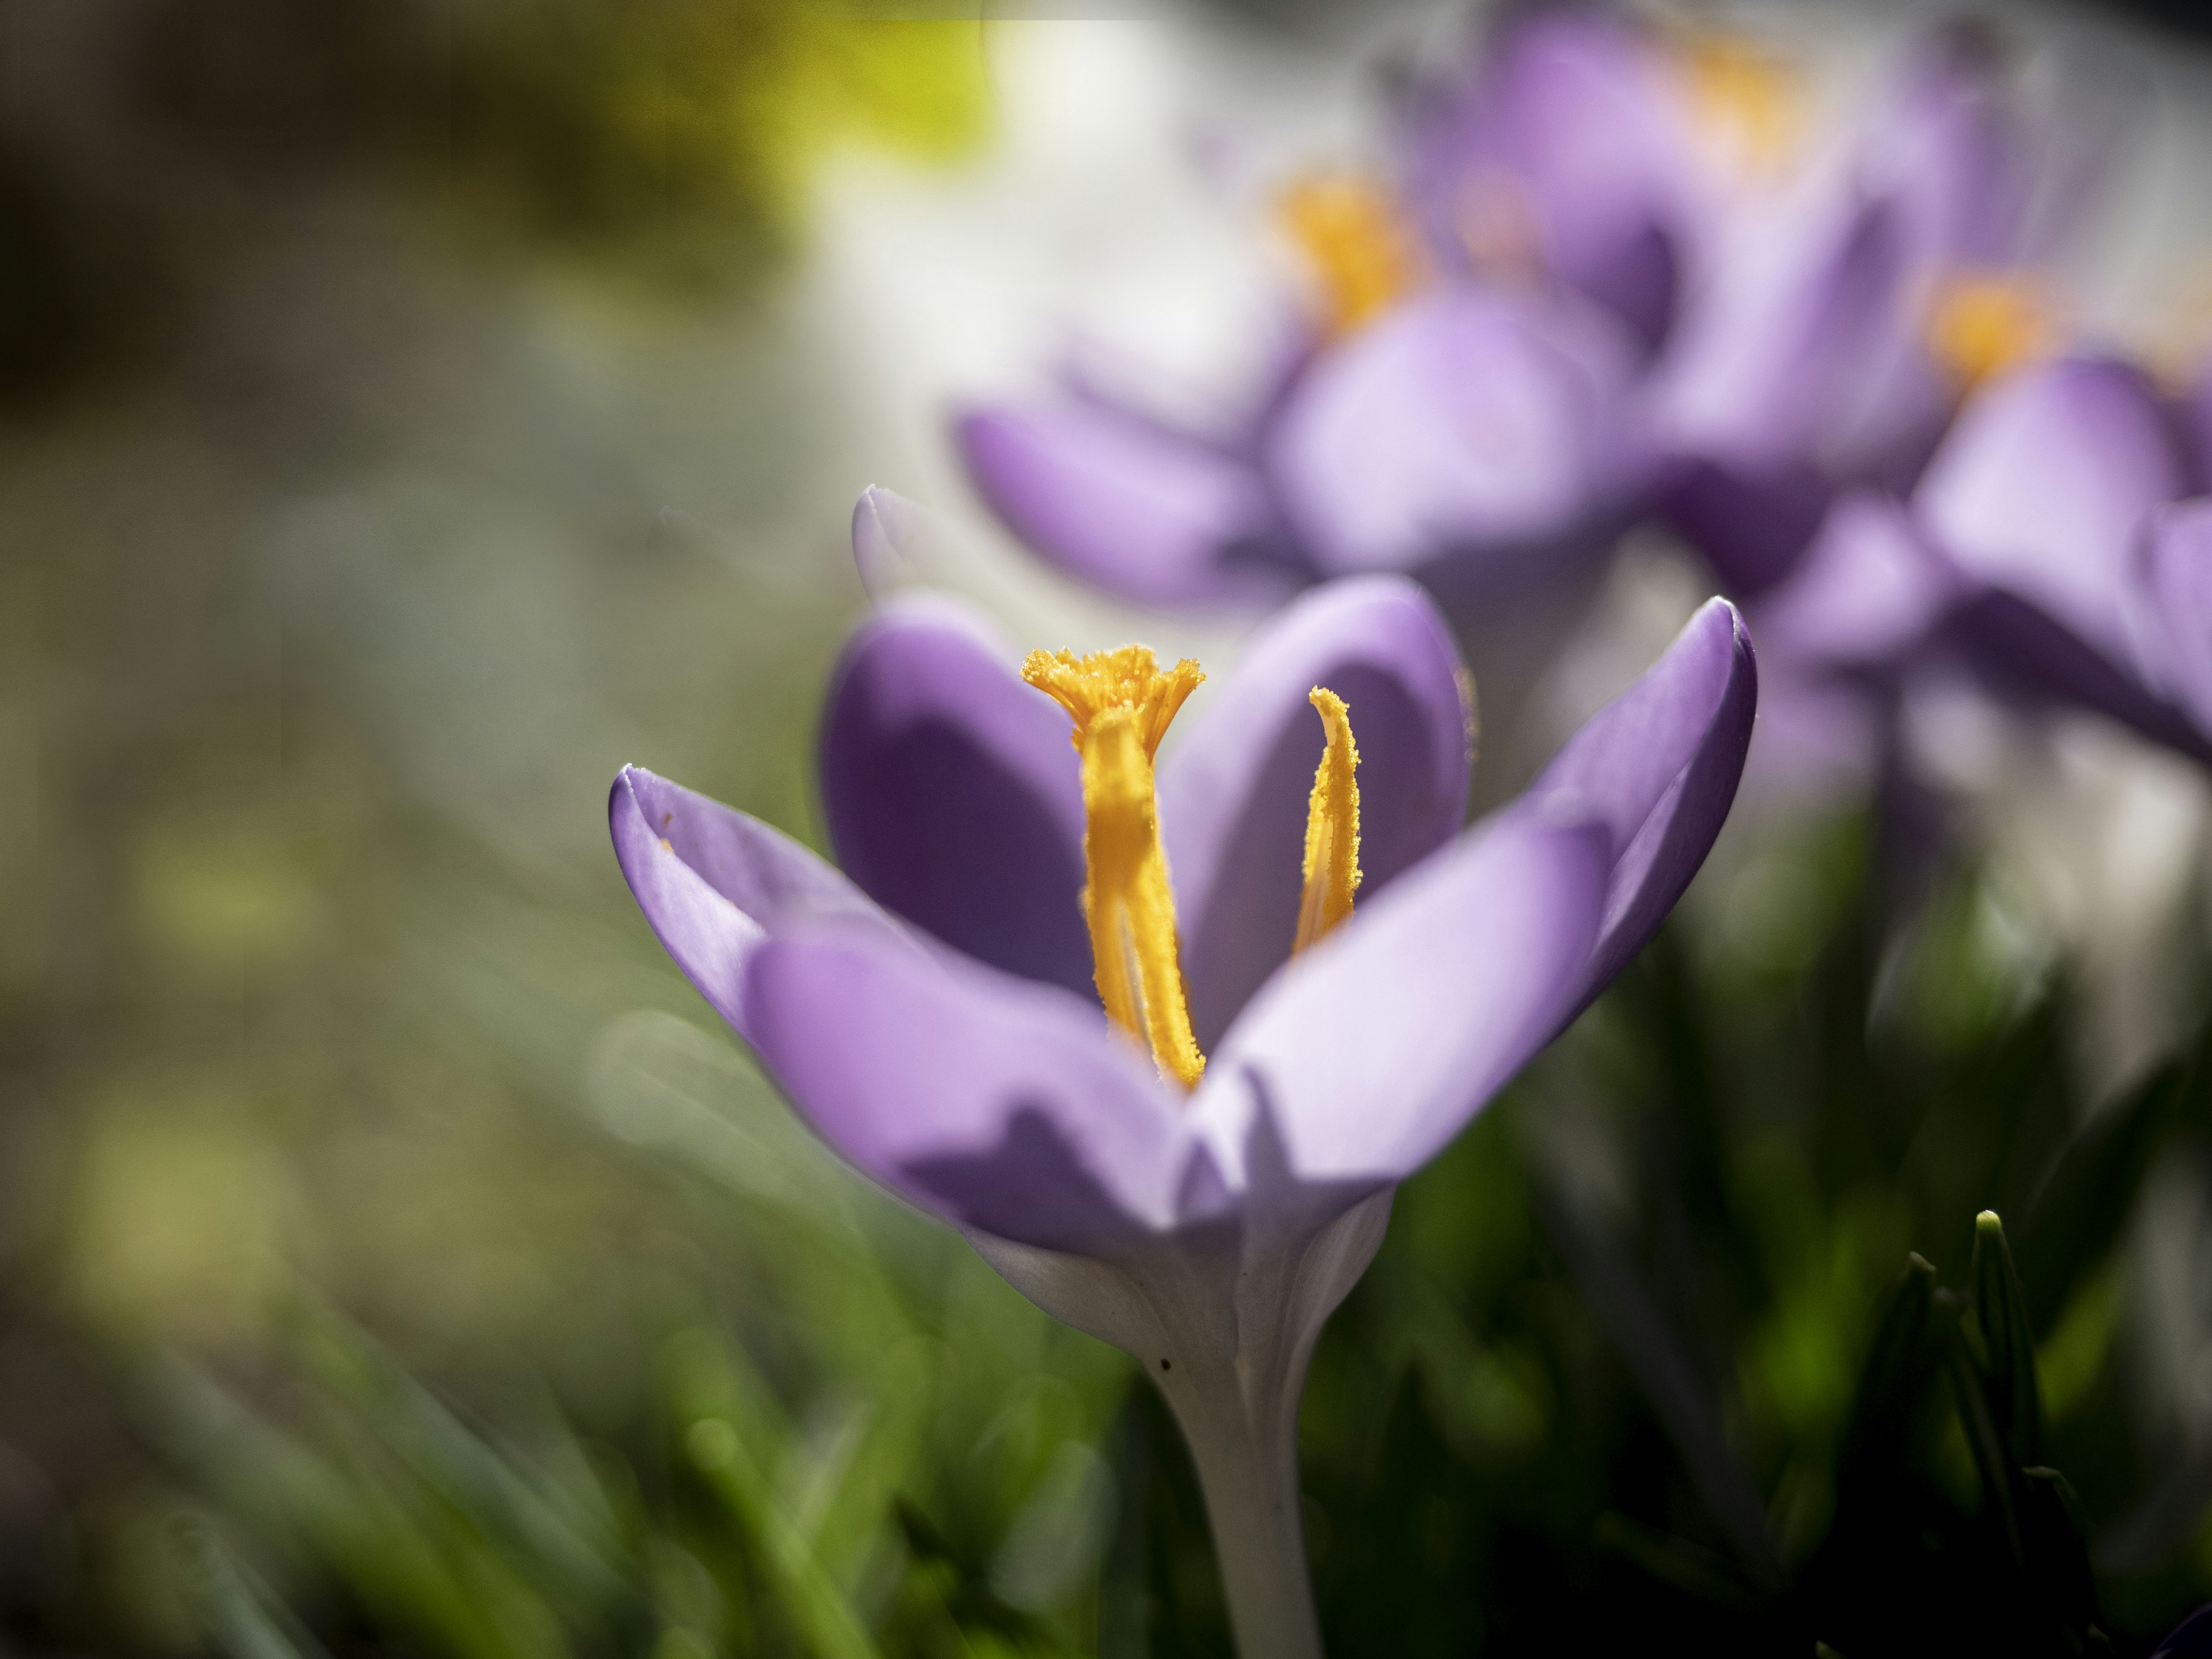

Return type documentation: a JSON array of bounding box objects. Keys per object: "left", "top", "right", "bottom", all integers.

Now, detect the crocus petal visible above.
[
  {"left": 1160, "top": 577, "right": 1472, "bottom": 1051},
  {"left": 1401, "top": 7, "right": 1694, "bottom": 354},
  {"left": 1916, "top": 357, "right": 2187, "bottom": 662},
  {"left": 1756, "top": 489, "right": 1959, "bottom": 673},
  {"left": 1195, "top": 810, "right": 1609, "bottom": 1209},
  {"left": 1266, "top": 289, "right": 1638, "bottom": 582},
  {"left": 819, "top": 596, "right": 1093, "bottom": 997},
  {"left": 2140, "top": 500, "right": 2212, "bottom": 733},
  {"left": 956, "top": 403, "right": 1294, "bottom": 607},
  {"left": 1943, "top": 585, "right": 2212, "bottom": 763},
  {"left": 2182, "top": 361, "right": 2212, "bottom": 493},
  {"left": 745, "top": 927, "right": 1214, "bottom": 1253},
  {"left": 1652, "top": 188, "right": 1906, "bottom": 478},
  {"left": 1526, "top": 597, "right": 1757, "bottom": 999},
  {"left": 1662, "top": 459, "right": 1835, "bottom": 599},
  {"left": 609, "top": 766, "right": 895, "bottom": 1043}
]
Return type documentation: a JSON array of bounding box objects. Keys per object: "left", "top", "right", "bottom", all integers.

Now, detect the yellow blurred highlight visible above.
[
  {"left": 66, "top": 1091, "right": 291, "bottom": 1344},
  {"left": 1927, "top": 272, "right": 2055, "bottom": 391},
  {"left": 130, "top": 808, "right": 321, "bottom": 976},
  {"left": 1276, "top": 173, "right": 1426, "bottom": 335},
  {"left": 599, "top": 17, "right": 993, "bottom": 244},
  {"left": 1677, "top": 33, "right": 1805, "bottom": 179}
]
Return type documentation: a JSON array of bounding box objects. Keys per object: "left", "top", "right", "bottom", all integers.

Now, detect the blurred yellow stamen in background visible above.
[
  {"left": 1677, "top": 33, "right": 1805, "bottom": 178},
  {"left": 1275, "top": 173, "right": 1425, "bottom": 336},
  {"left": 1024, "top": 647, "right": 1208, "bottom": 1089},
  {"left": 1927, "top": 273, "right": 2055, "bottom": 390},
  {"left": 1293, "top": 688, "right": 1362, "bottom": 955}
]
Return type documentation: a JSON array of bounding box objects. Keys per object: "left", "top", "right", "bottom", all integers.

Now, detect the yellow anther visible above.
[
  {"left": 1275, "top": 172, "right": 1425, "bottom": 337},
  {"left": 1294, "top": 688, "right": 1362, "bottom": 954},
  {"left": 1022, "top": 646, "right": 1207, "bottom": 1089},
  {"left": 1927, "top": 272, "right": 2055, "bottom": 391},
  {"left": 1676, "top": 32, "right": 1804, "bottom": 179}
]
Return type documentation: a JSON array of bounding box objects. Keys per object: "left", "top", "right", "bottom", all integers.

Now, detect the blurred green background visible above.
[{"left": 7, "top": 1, "right": 2212, "bottom": 1654}]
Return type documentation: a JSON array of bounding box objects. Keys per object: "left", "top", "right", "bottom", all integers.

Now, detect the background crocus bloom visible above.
[
  {"left": 956, "top": 285, "right": 1648, "bottom": 619},
  {"left": 610, "top": 554, "right": 1755, "bottom": 1657},
  {"left": 1755, "top": 353, "right": 2212, "bottom": 784}
]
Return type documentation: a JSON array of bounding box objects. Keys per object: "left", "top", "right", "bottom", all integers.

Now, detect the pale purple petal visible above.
[
  {"left": 1527, "top": 597, "right": 1757, "bottom": 998},
  {"left": 609, "top": 766, "right": 896, "bottom": 1043},
  {"left": 956, "top": 402, "right": 1294, "bottom": 606},
  {"left": 1917, "top": 357, "right": 2187, "bottom": 662},
  {"left": 1195, "top": 811, "right": 1609, "bottom": 1200},
  {"left": 745, "top": 927, "right": 1213, "bottom": 1253},
  {"left": 819, "top": 597, "right": 1092, "bottom": 996},
  {"left": 1650, "top": 189, "right": 1906, "bottom": 477},
  {"left": 1756, "top": 490, "right": 1960, "bottom": 673},
  {"left": 1159, "top": 577, "right": 1472, "bottom": 1051},
  {"left": 1401, "top": 7, "right": 1694, "bottom": 353},
  {"left": 2139, "top": 500, "right": 2212, "bottom": 733},
  {"left": 1266, "top": 289, "right": 1639, "bottom": 581}
]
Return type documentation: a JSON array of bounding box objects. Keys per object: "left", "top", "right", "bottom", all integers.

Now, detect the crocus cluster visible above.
[
  {"left": 959, "top": 12, "right": 2095, "bottom": 617},
  {"left": 613, "top": 555, "right": 1754, "bottom": 1657},
  {"left": 955, "top": 9, "right": 2187, "bottom": 798}
]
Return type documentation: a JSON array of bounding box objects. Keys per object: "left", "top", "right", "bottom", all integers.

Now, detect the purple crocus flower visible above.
[
  {"left": 1649, "top": 23, "right": 2099, "bottom": 600},
  {"left": 1755, "top": 353, "right": 2212, "bottom": 785},
  {"left": 957, "top": 284, "right": 1647, "bottom": 620},
  {"left": 610, "top": 562, "right": 1755, "bottom": 1657}
]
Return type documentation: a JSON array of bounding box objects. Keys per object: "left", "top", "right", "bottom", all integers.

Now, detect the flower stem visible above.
[{"left": 1157, "top": 1355, "right": 1324, "bottom": 1659}]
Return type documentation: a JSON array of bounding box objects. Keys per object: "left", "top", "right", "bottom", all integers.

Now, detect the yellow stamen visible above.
[
  {"left": 1927, "top": 272, "right": 2055, "bottom": 391},
  {"left": 1294, "top": 687, "right": 1362, "bottom": 954},
  {"left": 1676, "top": 33, "right": 1804, "bottom": 179},
  {"left": 1024, "top": 646, "right": 1207, "bottom": 1089},
  {"left": 1275, "top": 172, "right": 1425, "bottom": 337}
]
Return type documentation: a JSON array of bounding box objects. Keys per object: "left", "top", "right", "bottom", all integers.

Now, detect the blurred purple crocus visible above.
[
  {"left": 1757, "top": 353, "right": 2212, "bottom": 782},
  {"left": 1646, "top": 22, "right": 2104, "bottom": 599},
  {"left": 610, "top": 558, "right": 1755, "bottom": 1658},
  {"left": 1396, "top": 5, "right": 1712, "bottom": 359},
  {"left": 957, "top": 284, "right": 1648, "bottom": 621}
]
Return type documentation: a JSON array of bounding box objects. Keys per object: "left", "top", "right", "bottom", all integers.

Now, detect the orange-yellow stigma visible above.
[
  {"left": 1927, "top": 272, "right": 2055, "bottom": 391},
  {"left": 1275, "top": 172, "right": 1425, "bottom": 337},
  {"left": 1023, "top": 648, "right": 1368, "bottom": 1088},
  {"left": 1025, "top": 646, "right": 1209, "bottom": 1089},
  {"left": 1294, "top": 688, "right": 1362, "bottom": 953},
  {"left": 1676, "top": 32, "right": 1804, "bottom": 179}
]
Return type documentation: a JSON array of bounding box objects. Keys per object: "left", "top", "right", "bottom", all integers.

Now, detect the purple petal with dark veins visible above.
[
  {"left": 955, "top": 402, "right": 1291, "bottom": 607},
  {"left": 1266, "top": 289, "right": 1638, "bottom": 581},
  {"left": 1917, "top": 357, "right": 2187, "bottom": 662},
  {"left": 1160, "top": 577, "right": 1472, "bottom": 1051},
  {"left": 609, "top": 766, "right": 897, "bottom": 1043},
  {"left": 1526, "top": 597, "right": 1758, "bottom": 1001},
  {"left": 1195, "top": 809, "right": 1608, "bottom": 1200},
  {"left": 745, "top": 926, "right": 1214, "bottom": 1253},
  {"left": 819, "top": 596, "right": 1092, "bottom": 997}
]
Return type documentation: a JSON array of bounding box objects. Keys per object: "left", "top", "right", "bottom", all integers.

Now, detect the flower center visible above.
[
  {"left": 1024, "top": 646, "right": 1365, "bottom": 1089},
  {"left": 1926, "top": 272, "right": 2054, "bottom": 391},
  {"left": 1676, "top": 32, "right": 1804, "bottom": 179},
  {"left": 1275, "top": 172, "right": 1425, "bottom": 337}
]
